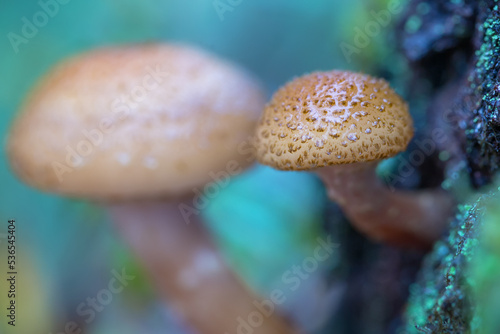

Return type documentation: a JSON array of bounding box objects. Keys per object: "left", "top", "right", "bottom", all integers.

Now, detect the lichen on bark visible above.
[{"left": 397, "top": 0, "right": 500, "bottom": 332}]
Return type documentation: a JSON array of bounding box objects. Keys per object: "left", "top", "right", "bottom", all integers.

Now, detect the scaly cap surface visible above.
[{"left": 256, "top": 70, "right": 413, "bottom": 170}]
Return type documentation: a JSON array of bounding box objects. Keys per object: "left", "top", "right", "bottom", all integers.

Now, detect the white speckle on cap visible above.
[
  {"left": 193, "top": 250, "right": 221, "bottom": 275},
  {"left": 143, "top": 156, "right": 158, "bottom": 169},
  {"left": 116, "top": 152, "right": 130, "bottom": 165}
]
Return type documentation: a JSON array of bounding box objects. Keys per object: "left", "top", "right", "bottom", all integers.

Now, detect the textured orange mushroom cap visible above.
[
  {"left": 256, "top": 70, "right": 414, "bottom": 170},
  {"left": 7, "top": 44, "right": 265, "bottom": 200}
]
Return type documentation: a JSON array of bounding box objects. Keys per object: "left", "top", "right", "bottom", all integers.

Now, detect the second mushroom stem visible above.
[
  {"left": 109, "top": 200, "right": 296, "bottom": 334},
  {"left": 316, "top": 162, "right": 454, "bottom": 247}
]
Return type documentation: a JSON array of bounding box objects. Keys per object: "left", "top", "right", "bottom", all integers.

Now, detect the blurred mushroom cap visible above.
[
  {"left": 255, "top": 70, "right": 413, "bottom": 170},
  {"left": 7, "top": 43, "right": 265, "bottom": 200}
]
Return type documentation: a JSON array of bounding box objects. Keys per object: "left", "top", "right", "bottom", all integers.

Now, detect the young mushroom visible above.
[
  {"left": 7, "top": 44, "right": 295, "bottom": 334},
  {"left": 255, "top": 70, "right": 454, "bottom": 248}
]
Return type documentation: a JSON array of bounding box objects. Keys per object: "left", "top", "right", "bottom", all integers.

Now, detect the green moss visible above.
[
  {"left": 401, "top": 196, "right": 490, "bottom": 333},
  {"left": 469, "top": 191, "right": 500, "bottom": 334},
  {"left": 464, "top": 2, "right": 500, "bottom": 185}
]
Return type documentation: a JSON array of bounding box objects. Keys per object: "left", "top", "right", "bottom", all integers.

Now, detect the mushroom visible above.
[
  {"left": 255, "top": 70, "right": 454, "bottom": 248},
  {"left": 7, "top": 44, "right": 295, "bottom": 334}
]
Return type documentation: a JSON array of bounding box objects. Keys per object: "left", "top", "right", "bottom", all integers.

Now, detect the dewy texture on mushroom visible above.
[
  {"left": 7, "top": 43, "right": 295, "bottom": 334},
  {"left": 255, "top": 70, "right": 454, "bottom": 248}
]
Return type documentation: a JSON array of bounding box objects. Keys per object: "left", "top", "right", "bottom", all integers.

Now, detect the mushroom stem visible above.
[
  {"left": 109, "top": 200, "right": 296, "bottom": 334},
  {"left": 316, "top": 162, "right": 454, "bottom": 248}
]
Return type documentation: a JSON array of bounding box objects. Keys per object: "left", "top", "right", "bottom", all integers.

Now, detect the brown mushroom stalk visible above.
[
  {"left": 110, "top": 200, "right": 294, "bottom": 334},
  {"left": 255, "top": 70, "right": 454, "bottom": 248},
  {"left": 7, "top": 44, "right": 296, "bottom": 334},
  {"left": 316, "top": 162, "right": 453, "bottom": 247}
]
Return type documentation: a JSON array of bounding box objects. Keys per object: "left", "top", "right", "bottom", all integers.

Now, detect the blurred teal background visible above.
[{"left": 0, "top": 1, "right": 398, "bottom": 333}]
